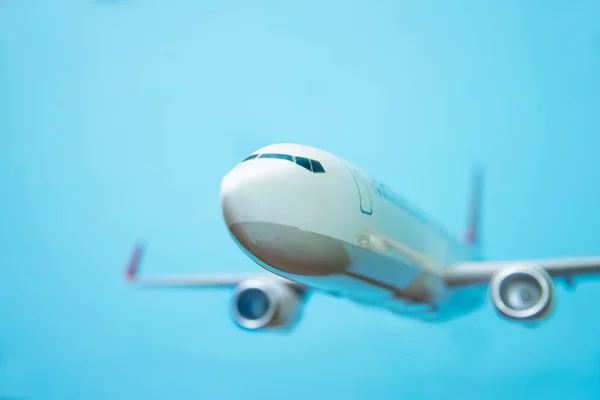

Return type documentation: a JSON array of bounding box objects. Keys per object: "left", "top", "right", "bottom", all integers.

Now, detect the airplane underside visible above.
[{"left": 228, "top": 221, "right": 483, "bottom": 321}]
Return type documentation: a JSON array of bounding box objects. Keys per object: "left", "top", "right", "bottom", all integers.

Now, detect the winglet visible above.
[
  {"left": 464, "top": 165, "right": 484, "bottom": 246},
  {"left": 125, "top": 243, "right": 145, "bottom": 281}
]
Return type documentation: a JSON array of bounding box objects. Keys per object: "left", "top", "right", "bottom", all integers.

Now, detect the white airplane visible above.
[{"left": 125, "top": 143, "right": 600, "bottom": 331}]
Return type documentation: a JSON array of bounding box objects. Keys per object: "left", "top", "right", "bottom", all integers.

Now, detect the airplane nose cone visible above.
[
  {"left": 220, "top": 160, "right": 316, "bottom": 227},
  {"left": 220, "top": 165, "right": 264, "bottom": 227},
  {"left": 220, "top": 170, "right": 242, "bottom": 227},
  {"left": 220, "top": 163, "right": 351, "bottom": 278}
]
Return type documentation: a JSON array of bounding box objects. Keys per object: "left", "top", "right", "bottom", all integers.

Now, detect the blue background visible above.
[{"left": 2, "top": 1, "right": 600, "bottom": 399}]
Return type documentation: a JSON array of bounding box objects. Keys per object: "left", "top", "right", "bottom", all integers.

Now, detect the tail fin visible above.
[{"left": 464, "top": 165, "right": 484, "bottom": 247}]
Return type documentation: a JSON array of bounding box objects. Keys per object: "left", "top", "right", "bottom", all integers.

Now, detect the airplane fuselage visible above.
[
  {"left": 126, "top": 142, "right": 600, "bottom": 329},
  {"left": 220, "top": 143, "right": 486, "bottom": 322}
]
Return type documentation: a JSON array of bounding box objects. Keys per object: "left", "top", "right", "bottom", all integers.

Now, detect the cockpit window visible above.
[
  {"left": 295, "top": 156, "right": 311, "bottom": 171},
  {"left": 241, "top": 152, "right": 325, "bottom": 173},
  {"left": 260, "top": 153, "right": 293, "bottom": 162},
  {"left": 310, "top": 159, "right": 325, "bottom": 173},
  {"left": 243, "top": 154, "right": 258, "bottom": 161}
]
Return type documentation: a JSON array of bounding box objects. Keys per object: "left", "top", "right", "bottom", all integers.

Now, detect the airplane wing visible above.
[
  {"left": 124, "top": 243, "right": 294, "bottom": 288},
  {"left": 442, "top": 257, "right": 600, "bottom": 288},
  {"left": 360, "top": 230, "right": 600, "bottom": 288},
  {"left": 124, "top": 243, "right": 310, "bottom": 331}
]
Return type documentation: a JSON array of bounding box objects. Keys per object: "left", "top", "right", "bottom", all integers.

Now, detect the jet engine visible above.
[
  {"left": 489, "top": 264, "right": 555, "bottom": 322},
  {"left": 231, "top": 278, "right": 306, "bottom": 331}
]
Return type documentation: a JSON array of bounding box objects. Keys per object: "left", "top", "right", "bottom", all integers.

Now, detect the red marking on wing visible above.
[
  {"left": 465, "top": 228, "right": 476, "bottom": 244},
  {"left": 126, "top": 244, "right": 144, "bottom": 281}
]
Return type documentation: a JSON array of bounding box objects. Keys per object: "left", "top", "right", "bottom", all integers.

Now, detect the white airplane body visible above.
[{"left": 126, "top": 143, "right": 600, "bottom": 331}]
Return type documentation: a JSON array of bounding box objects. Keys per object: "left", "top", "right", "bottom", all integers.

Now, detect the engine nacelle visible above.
[
  {"left": 489, "top": 264, "right": 555, "bottom": 322},
  {"left": 231, "top": 278, "right": 305, "bottom": 331}
]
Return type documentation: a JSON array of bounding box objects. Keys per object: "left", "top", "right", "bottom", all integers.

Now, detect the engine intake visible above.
[
  {"left": 489, "top": 264, "right": 555, "bottom": 321},
  {"left": 232, "top": 278, "right": 304, "bottom": 331}
]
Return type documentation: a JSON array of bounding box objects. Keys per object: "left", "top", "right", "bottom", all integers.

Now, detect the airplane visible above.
[{"left": 124, "top": 143, "right": 600, "bottom": 331}]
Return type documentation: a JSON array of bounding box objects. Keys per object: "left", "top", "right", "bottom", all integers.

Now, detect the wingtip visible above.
[
  {"left": 464, "top": 164, "right": 484, "bottom": 246},
  {"left": 125, "top": 243, "right": 146, "bottom": 281}
]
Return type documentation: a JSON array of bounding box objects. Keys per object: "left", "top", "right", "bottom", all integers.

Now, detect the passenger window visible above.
[
  {"left": 261, "top": 153, "right": 293, "bottom": 162},
  {"left": 310, "top": 159, "right": 325, "bottom": 173},
  {"left": 243, "top": 154, "right": 258, "bottom": 161},
  {"left": 295, "top": 156, "right": 311, "bottom": 171}
]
